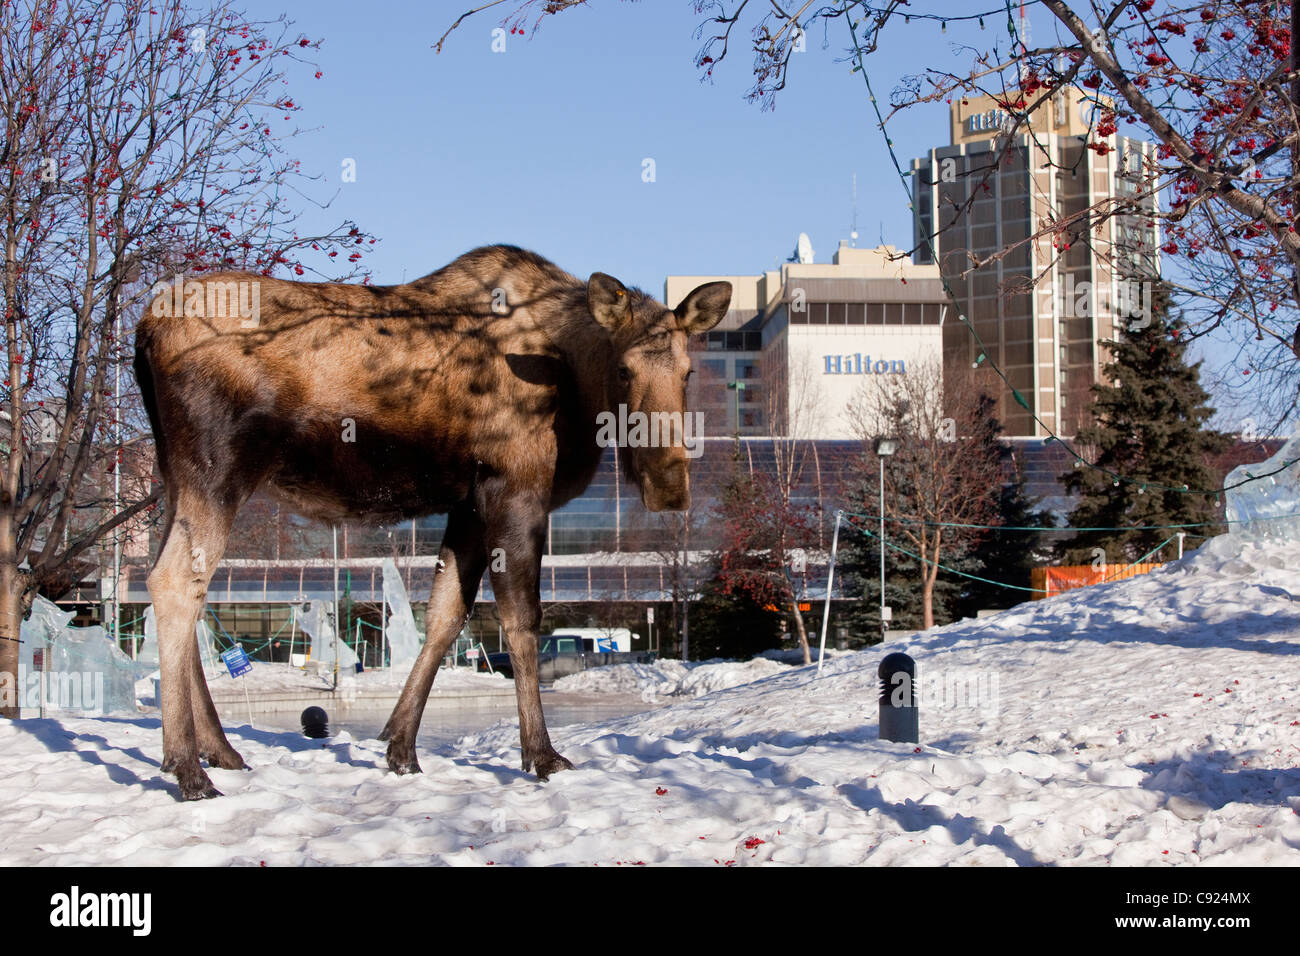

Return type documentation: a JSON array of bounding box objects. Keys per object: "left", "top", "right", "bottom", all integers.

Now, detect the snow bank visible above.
[
  {"left": 197, "top": 660, "right": 506, "bottom": 696},
  {"left": 2, "top": 533, "right": 1297, "bottom": 866},
  {"left": 552, "top": 658, "right": 790, "bottom": 698}
]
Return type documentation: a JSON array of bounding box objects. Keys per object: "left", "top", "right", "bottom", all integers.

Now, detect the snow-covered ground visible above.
[
  {"left": 205, "top": 660, "right": 506, "bottom": 695},
  {"left": 552, "top": 657, "right": 791, "bottom": 698},
  {"left": 2, "top": 531, "right": 1297, "bottom": 866},
  {"left": 133, "top": 660, "right": 508, "bottom": 709}
]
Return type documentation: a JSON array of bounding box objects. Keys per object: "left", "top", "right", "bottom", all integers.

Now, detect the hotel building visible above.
[
  {"left": 667, "top": 242, "right": 948, "bottom": 440},
  {"left": 910, "top": 87, "right": 1160, "bottom": 436}
]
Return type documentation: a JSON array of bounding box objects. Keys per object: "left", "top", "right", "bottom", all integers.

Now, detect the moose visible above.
[{"left": 134, "top": 245, "right": 730, "bottom": 799}]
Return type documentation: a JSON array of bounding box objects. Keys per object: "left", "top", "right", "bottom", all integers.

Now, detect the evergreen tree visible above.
[
  {"left": 835, "top": 502, "right": 933, "bottom": 638},
  {"left": 953, "top": 452, "right": 1052, "bottom": 617},
  {"left": 1059, "top": 284, "right": 1230, "bottom": 564},
  {"left": 688, "top": 571, "right": 784, "bottom": 660},
  {"left": 837, "top": 449, "right": 995, "bottom": 636}
]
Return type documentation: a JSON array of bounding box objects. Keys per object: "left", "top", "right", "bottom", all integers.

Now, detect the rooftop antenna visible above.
[{"left": 850, "top": 174, "right": 859, "bottom": 247}]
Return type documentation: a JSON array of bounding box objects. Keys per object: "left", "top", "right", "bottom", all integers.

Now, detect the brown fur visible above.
[{"left": 134, "top": 245, "right": 729, "bottom": 799}]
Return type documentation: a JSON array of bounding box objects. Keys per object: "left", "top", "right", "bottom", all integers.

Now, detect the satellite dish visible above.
[{"left": 792, "top": 232, "right": 815, "bottom": 264}]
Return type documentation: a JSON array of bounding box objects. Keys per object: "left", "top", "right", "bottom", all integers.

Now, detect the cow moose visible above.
[{"left": 133, "top": 245, "right": 730, "bottom": 800}]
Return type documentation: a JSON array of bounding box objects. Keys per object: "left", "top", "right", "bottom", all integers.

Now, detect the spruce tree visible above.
[
  {"left": 837, "top": 451, "right": 996, "bottom": 636},
  {"left": 836, "top": 496, "right": 930, "bottom": 639},
  {"left": 1059, "top": 283, "right": 1230, "bottom": 565},
  {"left": 954, "top": 453, "right": 1052, "bottom": 617}
]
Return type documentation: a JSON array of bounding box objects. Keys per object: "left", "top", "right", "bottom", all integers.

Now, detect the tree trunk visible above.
[
  {"left": 680, "top": 515, "right": 690, "bottom": 661},
  {"left": 0, "top": 557, "right": 23, "bottom": 719},
  {"left": 681, "top": 590, "right": 689, "bottom": 661},
  {"left": 791, "top": 598, "right": 812, "bottom": 665},
  {"left": 921, "top": 530, "right": 943, "bottom": 630},
  {"left": 921, "top": 573, "right": 935, "bottom": 630},
  {"left": 926, "top": 529, "right": 943, "bottom": 630}
]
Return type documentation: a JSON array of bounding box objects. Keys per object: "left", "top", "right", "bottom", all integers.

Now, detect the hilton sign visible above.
[
  {"left": 823, "top": 354, "right": 907, "bottom": 375},
  {"left": 965, "top": 109, "right": 1014, "bottom": 135}
]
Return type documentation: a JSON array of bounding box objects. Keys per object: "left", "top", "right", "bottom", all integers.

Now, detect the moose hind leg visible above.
[
  {"left": 383, "top": 506, "right": 487, "bottom": 775},
  {"left": 149, "top": 495, "right": 235, "bottom": 799}
]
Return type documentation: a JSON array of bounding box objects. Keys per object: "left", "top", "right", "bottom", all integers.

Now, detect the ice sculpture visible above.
[
  {"left": 381, "top": 558, "right": 421, "bottom": 668},
  {"left": 138, "top": 605, "right": 220, "bottom": 669},
  {"left": 17, "top": 595, "right": 137, "bottom": 715},
  {"left": 17, "top": 594, "right": 73, "bottom": 676},
  {"left": 295, "top": 600, "right": 358, "bottom": 670},
  {"left": 1223, "top": 428, "right": 1300, "bottom": 541}
]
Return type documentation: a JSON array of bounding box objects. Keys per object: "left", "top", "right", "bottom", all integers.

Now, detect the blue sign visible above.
[{"left": 221, "top": 646, "right": 253, "bottom": 679}]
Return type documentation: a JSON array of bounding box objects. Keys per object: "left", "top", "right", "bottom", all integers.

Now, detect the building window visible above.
[{"left": 704, "top": 330, "right": 760, "bottom": 350}]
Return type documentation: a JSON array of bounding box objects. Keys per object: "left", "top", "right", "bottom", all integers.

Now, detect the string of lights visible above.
[
  {"left": 837, "top": 509, "right": 1300, "bottom": 532},
  {"left": 845, "top": 519, "right": 1178, "bottom": 594}
]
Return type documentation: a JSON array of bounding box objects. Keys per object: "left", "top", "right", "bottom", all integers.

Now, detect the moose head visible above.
[{"left": 587, "top": 273, "right": 731, "bottom": 511}]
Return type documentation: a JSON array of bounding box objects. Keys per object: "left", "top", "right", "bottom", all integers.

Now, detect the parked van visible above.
[
  {"left": 545, "top": 627, "right": 633, "bottom": 653},
  {"left": 481, "top": 627, "right": 650, "bottom": 681}
]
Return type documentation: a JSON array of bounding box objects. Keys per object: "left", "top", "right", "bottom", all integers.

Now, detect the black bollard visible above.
[
  {"left": 878, "top": 652, "right": 918, "bottom": 744},
  {"left": 301, "top": 705, "right": 330, "bottom": 739}
]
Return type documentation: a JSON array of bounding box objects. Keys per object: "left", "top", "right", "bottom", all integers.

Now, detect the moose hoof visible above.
[
  {"left": 531, "top": 750, "right": 575, "bottom": 781},
  {"left": 386, "top": 742, "right": 422, "bottom": 776},
  {"left": 164, "top": 752, "right": 225, "bottom": 800},
  {"left": 178, "top": 767, "right": 222, "bottom": 801},
  {"left": 202, "top": 747, "right": 248, "bottom": 771}
]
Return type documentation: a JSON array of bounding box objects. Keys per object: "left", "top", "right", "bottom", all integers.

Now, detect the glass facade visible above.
[{"left": 913, "top": 131, "right": 1158, "bottom": 437}]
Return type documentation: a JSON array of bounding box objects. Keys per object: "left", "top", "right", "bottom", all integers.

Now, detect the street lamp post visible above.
[
  {"left": 726, "top": 381, "right": 745, "bottom": 455},
  {"left": 874, "top": 437, "right": 898, "bottom": 642}
]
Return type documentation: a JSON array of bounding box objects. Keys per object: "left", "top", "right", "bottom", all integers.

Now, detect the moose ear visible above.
[
  {"left": 675, "top": 281, "right": 731, "bottom": 333},
  {"left": 587, "top": 272, "right": 632, "bottom": 332}
]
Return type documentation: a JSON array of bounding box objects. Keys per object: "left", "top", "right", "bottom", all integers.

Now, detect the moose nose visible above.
[{"left": 641, "top": 459, "right": 690, "bottom": 511}]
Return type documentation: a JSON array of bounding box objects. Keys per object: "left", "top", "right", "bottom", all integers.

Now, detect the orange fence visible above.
[{"left": 1029, "top": 563, "right": 1165, "bottom": 600}]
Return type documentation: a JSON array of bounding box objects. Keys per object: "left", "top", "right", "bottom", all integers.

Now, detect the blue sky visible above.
[
  {"left": 267, "top": 0, "right": 1268, "bottom": 425},
  {"left": 274, "top": 0, "right": 953, "bottom": 292}
]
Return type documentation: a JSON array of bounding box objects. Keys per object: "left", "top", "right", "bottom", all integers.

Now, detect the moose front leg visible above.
[
  {"left": 191, "top": 647, "right": 247, "bottom": 771},
  {"left": 485, "top": 491, "right": 573, "bottom": 780},
  {"left": 381, "top": 506, "right": 487, "bottom": 774}
]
